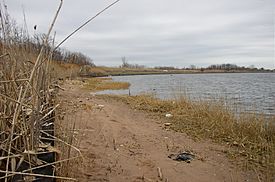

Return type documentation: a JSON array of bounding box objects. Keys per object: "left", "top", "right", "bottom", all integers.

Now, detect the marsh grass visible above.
[
  {"left": 83, "top": 77, "right": 130, "bottom": 91},
  {"left": 109, "top": 94, "right": 275, "bottom": 180}
]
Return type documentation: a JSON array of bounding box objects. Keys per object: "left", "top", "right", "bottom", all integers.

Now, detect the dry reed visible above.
[
  {"left": 1, "top": 0, "right": 122, "bottom": 180},
  {"left": 0, "top": 1, "right": 82, "bottom": 181}
]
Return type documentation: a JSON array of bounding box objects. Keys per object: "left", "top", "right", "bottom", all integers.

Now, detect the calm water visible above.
[{"left": 98, "top": 73, "right": 275, "bottom": 115}]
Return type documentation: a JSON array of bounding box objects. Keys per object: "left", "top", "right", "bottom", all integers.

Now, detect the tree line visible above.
[{"left": 0, "top": 11, "right": 95, "bottom": 67}]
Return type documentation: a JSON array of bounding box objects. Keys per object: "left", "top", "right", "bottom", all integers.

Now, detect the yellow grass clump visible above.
[{"left": 83, "top": 77, "right": 130, "bottom": 91}]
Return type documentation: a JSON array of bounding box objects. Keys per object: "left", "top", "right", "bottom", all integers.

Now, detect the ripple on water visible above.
[{"left": 97, "top": 73, "right": 275, "bottom": 116}]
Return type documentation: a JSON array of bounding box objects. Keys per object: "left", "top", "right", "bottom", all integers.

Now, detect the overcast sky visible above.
[{"left": 6, "top": 0, "right": 275, "bottom": 68}]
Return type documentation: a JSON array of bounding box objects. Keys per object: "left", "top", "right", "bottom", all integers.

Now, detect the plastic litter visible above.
[{"left": 168, "top": 152, "right": 195, "bottom": 163}]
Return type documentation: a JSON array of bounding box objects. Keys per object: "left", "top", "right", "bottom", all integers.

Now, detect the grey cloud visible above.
[{"left": 6, "top": 0, "right": 275, "bottom": 68}]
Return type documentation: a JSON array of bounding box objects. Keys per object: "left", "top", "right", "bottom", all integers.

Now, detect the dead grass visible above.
[
  {"left": 107, "top": 94, "right": 275, "bottom": 181},
  {"left": 49, "top": 61, "right": 81, "bottom": 80},
  {"left": 83, "top": 77, "right": 130, "bottom": 91}
]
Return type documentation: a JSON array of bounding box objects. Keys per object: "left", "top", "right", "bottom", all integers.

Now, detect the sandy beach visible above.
[{"left": 56, "top": 80, "right": 257, "bottom": 182}]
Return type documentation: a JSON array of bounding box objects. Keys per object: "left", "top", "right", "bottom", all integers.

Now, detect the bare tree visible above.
[{"left": 121, "top": 56, "right": 130, "bottom": 68}]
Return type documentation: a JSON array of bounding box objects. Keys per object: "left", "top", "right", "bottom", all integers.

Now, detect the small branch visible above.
[
  {"left": 53, "top": 84, "right": 65, "bottom": 90},
  {"left": 40, "top": 104, "right": 59, "bottom": 121}
]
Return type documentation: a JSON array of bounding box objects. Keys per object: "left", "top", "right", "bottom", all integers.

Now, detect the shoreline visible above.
[
  {"left": 109, "top": 72, "right": 275, "bottom": 77},
  {"left": 59, "top": 78, "right": 275, "bottom": 181},
  {"left": 86, "top": 66, "right": 274, "bottom": 77},
  {"left": 95, "top": 70, "right": 274, "bottom": 77}
]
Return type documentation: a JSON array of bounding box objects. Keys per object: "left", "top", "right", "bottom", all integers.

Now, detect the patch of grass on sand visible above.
[
  {"left": 83, "top": 77, "right": 130, "bottom": 91},
  {"left": 106, "top": 94, "right": 275, "bottom": 180}
]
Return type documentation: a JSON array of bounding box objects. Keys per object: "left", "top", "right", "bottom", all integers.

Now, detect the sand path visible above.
[{"left": 58, "top": 81, "right": 254, "bottom": 182}]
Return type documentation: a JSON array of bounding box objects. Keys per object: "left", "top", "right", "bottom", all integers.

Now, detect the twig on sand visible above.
[
  {"left": 53, "top": 84, "right": 65, "bottom": 90},
  {"left": 157, "top": 167, "right": 163, "bottom": 181},
  {"left": 113, "top": 138, "right": 117, "bottom": 151}
]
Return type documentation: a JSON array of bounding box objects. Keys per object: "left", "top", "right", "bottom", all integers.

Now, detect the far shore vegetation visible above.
[{"left": 79, "top": 60, "right": 274, "bottom": 77}]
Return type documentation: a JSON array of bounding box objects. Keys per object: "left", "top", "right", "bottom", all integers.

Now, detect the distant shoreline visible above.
[{"left": 96, "top": 70, "right": 274, "bottom": 77}]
